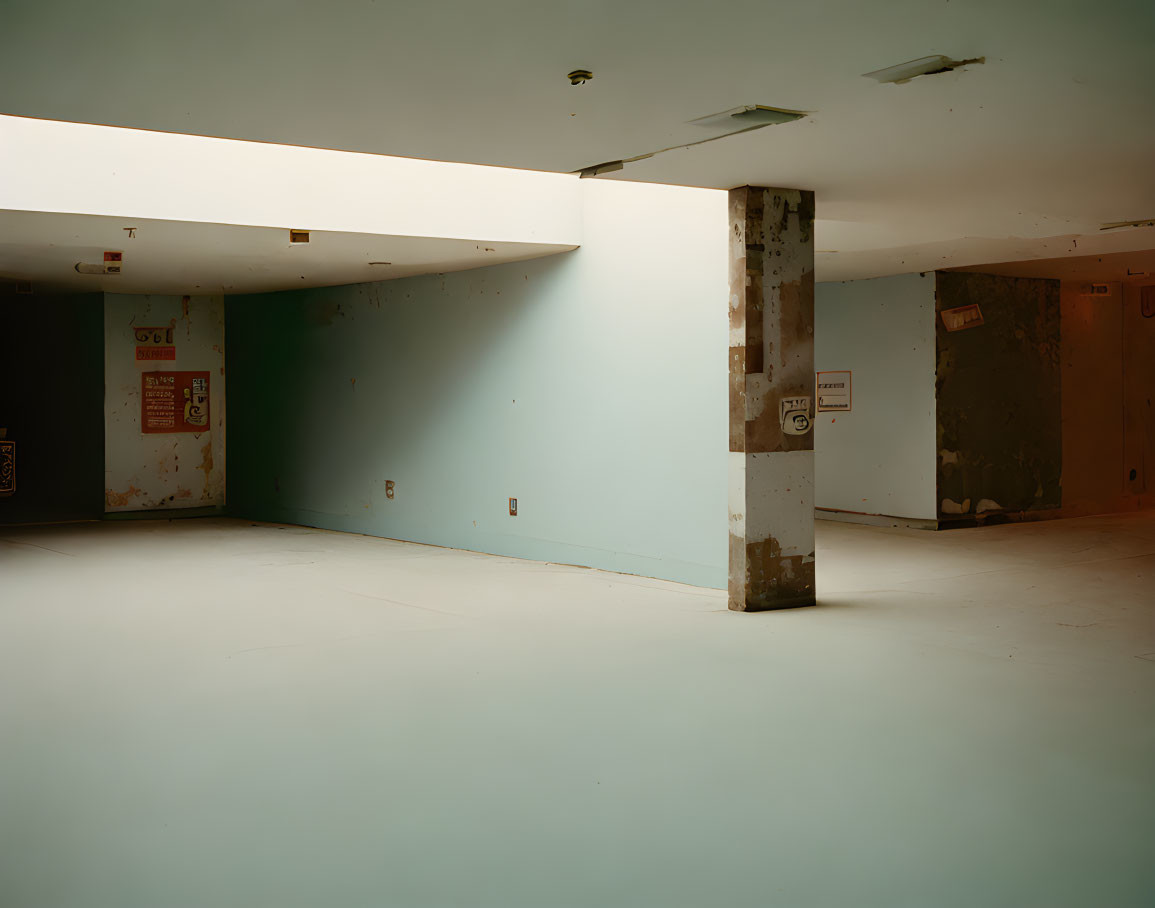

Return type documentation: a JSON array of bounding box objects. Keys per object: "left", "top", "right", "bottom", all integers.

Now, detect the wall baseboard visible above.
[
  {"left": 102, "top": 505, "right": 227, "bottom": 521},
  {"left": 815, "top": 508, "right": 939, "bottom": 531},
  {"left": 936, "top": 507, "right": 1064, "bottom": 530}
]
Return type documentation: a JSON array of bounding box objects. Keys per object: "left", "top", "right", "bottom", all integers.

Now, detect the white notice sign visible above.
[{"left": 816, "top": 371, "right": 852, "bottom": 412}]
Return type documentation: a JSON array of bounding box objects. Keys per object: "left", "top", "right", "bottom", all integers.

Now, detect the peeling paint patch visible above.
[
  {"left": 729, "top": 346, "right": 746, "bottom": 452},
  {"left": 730, "top": 187, "right": 815, "bottom": 456},
  {"left": 197, "top": 441, "right": 214, "bottom": 488},
  {"left": 941, "top": 497, "right": 971, "bottom": 514},
  {"left": 727, "top": 531, "right": 746, "bottom": 609},
  {"left": 976, "top": 498, "right": 1002, "bottom": 513},
  {"left": 106, "top": 485, "right": 142, "bottom": 508}
]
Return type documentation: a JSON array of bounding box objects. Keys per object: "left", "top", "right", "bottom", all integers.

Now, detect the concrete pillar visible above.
[{"left": 728, "top": 186, "right": 816, "bottom": 611}]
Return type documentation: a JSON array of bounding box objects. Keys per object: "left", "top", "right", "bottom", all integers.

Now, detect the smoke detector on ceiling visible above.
[{"left": 75, "top": 251, "right": 123, "bottom": 275}]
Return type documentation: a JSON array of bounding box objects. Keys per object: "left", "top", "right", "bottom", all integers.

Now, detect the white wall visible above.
[
  {"left": 1, "top": 114, "right": 580, "bottom": 246},
  {"left": 104, "top": 294, "right": 225, "bottom": 511},
  {"left": 814, "top": 273, "right": 937, "bottom": 520},
  {"left": 229, "top": 179, "right": 729, "bottom": 587}
]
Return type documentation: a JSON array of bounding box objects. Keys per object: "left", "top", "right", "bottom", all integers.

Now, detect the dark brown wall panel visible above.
[
  {"left": 936, "top": 272, "right": 1061, "bottom": 523},
  {"left": 0, "top": 292, "right": 105, "bottom": 524}
]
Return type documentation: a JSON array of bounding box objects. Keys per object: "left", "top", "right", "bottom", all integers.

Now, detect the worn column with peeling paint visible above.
[{"left": 728, "top": 186, "right": 816, "bottom": 610}]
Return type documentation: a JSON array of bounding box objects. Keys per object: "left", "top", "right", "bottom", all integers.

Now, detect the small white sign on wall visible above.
[{"left": 817, "top": 371, "right": 852, "bottom": 412}]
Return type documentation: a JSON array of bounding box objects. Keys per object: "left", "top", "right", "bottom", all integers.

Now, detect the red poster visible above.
[
  {"left": 135, "top": 325, "right": 176, "bottom": 360},
  {"left": 142, "top": 372, "right": 210, "bottom": 434}
]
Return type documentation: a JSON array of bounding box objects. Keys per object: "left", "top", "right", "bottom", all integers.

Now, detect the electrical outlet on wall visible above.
[
  {"left": 509, "top": 498, "right": 517, "bottom": 516},
  {"left": 385, "top": 480, "right": 395, "bottom": 500}
]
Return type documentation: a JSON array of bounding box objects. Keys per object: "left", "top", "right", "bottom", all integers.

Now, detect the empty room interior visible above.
[{"left": 1, "top": 1, "right": 1154, "bottom": 905}]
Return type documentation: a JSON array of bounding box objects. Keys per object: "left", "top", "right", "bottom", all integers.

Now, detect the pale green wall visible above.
[
  {"left": 227, "top": 181, "right": 728, "bottom": 587},
  {"left": 815, "top": 273, "right": 938, "bottom": 520}
]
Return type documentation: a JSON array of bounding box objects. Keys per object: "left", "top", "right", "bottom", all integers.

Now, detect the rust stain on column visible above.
[
  {"left": 734, "top": 191, "right": 815, "bottom": 457},
  {"left": 729, "top": 346, "right": 746, "bottom": 452},
  {"left": 745, "top": 538, "right": 816, "bottom": 611},
  {"left": 728, "top": 190, "right": 750, "bottom": 454},
  {"left": 744, "top": 190, "right": 766, "bottom": 375},
  {"left": 728, "top": 531, "right": 746, "bottom": 610}
]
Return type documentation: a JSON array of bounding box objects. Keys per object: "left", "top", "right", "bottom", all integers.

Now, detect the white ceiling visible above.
[
  {"left": 0, "top": 210, "right": 572, "bottom": 295},
  {"left": 950, "top": 247, "right": 1155, "bottom": 283},
  {"left": 3, "top": 0, "right": 1154, "bottom": 276}
]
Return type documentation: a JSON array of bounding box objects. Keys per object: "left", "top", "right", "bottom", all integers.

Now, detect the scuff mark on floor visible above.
[
  {"left": 0, "top": 538, "right": 76, "bottom": 556},
  {"left": 338, "top": 587, "right": 472, "bottom": 619}
]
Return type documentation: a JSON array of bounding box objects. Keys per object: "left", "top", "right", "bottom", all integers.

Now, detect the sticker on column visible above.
[
  {"left": 780, "top": 396, "right": 812, "bottom": 436},
  {"left": 184, "top": 376, "right": 209, "bottom": 428}
]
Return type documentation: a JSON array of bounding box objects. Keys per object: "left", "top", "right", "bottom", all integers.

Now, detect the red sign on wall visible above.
[
  {"left": 142, "top": 372, "right": 210, "bottom": 433},
  {"left": 135, "top": 326, "right": 176, "bottom": 360},
  {"left": 940, "top": 304, "right": 984, "bottom": 332}
]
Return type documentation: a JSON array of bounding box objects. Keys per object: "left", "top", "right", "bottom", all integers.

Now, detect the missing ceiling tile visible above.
[
  {"left": 1099, "top": 218, "right": 1155, "bottom": 231},
  {"left": 864, "top": 55, "right": 985, "bottom": 84}
]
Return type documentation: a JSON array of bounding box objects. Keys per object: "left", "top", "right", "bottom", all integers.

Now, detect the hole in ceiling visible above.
[
  {"left": 1100, "top": 218, "right": 1155, "bottom": 231},
  {"left": 863, "top": 55, "right": 985, "bottom": 84},
  {"left": 576, "top": 103, "right": 808, "bottom": 178},
  {"left": 690, "top": 104, "right": 807, "bottom": 129}
]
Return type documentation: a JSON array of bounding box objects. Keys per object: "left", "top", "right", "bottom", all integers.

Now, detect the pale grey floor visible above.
[{"left": 1, "top": 513, "right": 1153, "bottom": 907}]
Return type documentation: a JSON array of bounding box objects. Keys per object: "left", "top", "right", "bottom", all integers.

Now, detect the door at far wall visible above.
[{"left": 1122, "top": 283, "right": 1155, "bottom": 504}]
